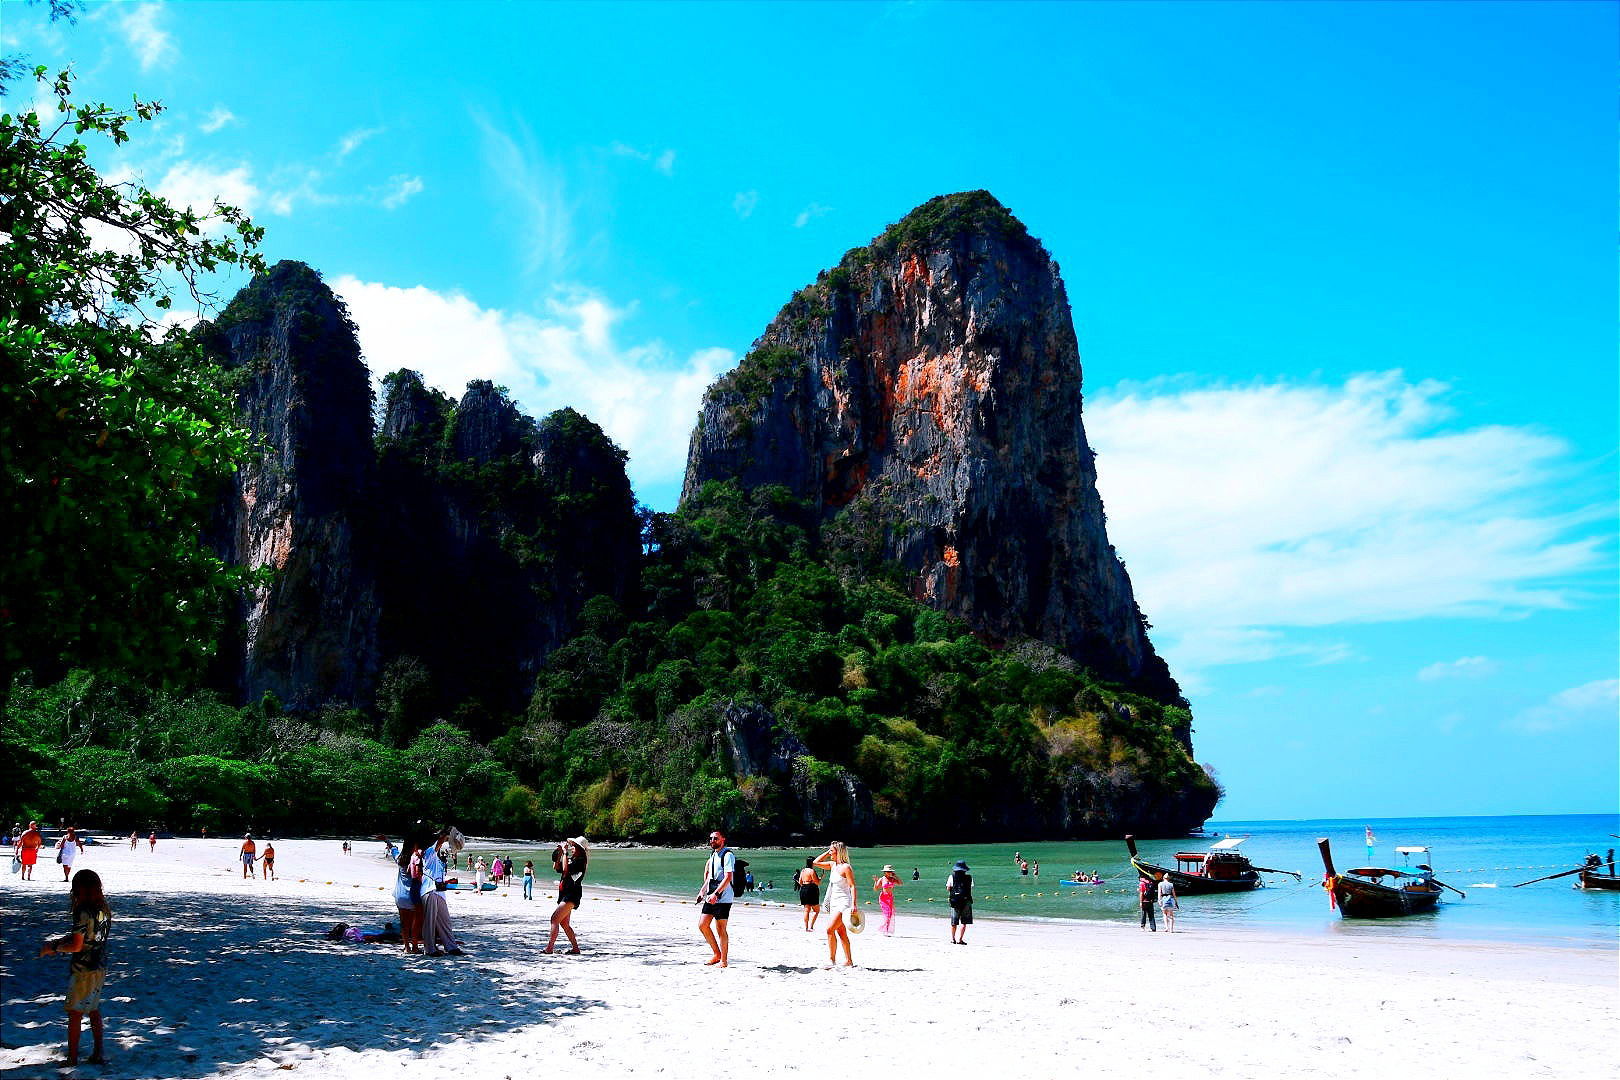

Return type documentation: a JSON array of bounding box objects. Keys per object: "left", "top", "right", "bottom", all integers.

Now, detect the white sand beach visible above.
[{"left": 3, "top": 837, "right": 1615, "bottom": 1078}]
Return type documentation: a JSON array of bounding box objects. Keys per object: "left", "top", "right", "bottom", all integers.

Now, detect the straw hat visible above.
[
  {"left": 848, "top": 909, "right": 866, "bottom": 933},
  {"left": 568, "top": 836, "right": 589, "bottom": 851},
  {"left": 881, "top": 864, "right": 895, "bottom": 873}
]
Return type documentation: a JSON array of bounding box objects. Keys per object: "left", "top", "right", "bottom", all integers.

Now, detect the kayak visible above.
[
  {"left": 1059, "top": 880, "right": 1102, "bottom": 887},
  {"left": 446, "top": 882, "right": 497, "bottom": 892}
]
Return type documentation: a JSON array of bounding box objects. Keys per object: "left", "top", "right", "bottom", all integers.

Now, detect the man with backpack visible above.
[
  {"left": 946, "top": 859, "right": 973, "bottom": 944},
  {"left": 697, "top": 829, "right": 736, "bottom": 967},
  {"left": 1138, "top": 874, "right": 1158, "bottom": 931}
]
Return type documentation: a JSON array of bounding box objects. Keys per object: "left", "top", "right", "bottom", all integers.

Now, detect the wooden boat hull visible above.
[
  {"left": 1329, "top": 876, "right": 1441, "bottom": 917},
  {"left": 1578, "top": 869, "right": 1620, "bottom": 891},
  {"left": 1132, "top": 859, "right": 1260, "bottom": 895}
]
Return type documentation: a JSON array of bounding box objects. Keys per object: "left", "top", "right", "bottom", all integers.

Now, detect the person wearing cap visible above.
[
  {"left": 946, "top": 860, "right": 973, "bottom": 944},
  {"left": 697, "top": 829, "right": 736, "bottom": 967},
  {"left": 545, "top": 836, "right": 588, "bottom": 954},
  {"left": 872, "top": 864, "right": 904, "bottom": 936},
  {"left": 239, "top": 834, "right": 257, "bottom": 879}
]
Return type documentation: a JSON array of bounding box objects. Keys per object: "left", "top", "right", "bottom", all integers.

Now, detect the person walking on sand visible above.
[
  {"left": 545, "top": 837, "right": 588, "bottom": 954},
  {"left": 696, "top": 829, "right": 736, "bottom": 967},
  {"left": 947, "top": 860, "right": 973, "bottom": 944},
  {"left": 128, "top": 831, "right": 137, "bottom": 851},
  {"left": 57, "top": 828, "right": 80, "bottom": 882},
  {"left": 1158, "top": 872, "right": 1178, "bottom": 932},
  {"left": 1138, "top": 874, "right": 1158, "bottom": 931},
  {"left": 262, "top": 843, "right": 276, "bottom": 880},
  {"left": 795, "top": 857, "right": 821, "bottom": 931},
  {"left": 873, "top": 864, "right": 903, "bottom": 936},
  {"left": 473, "top": 855, "right": 487, "bottom": 894},
  {"left": 148, "top": 830, "right": 156, "bottom": 853},
  {"left": 39, "top": 868, "right": 111, "bottom": 1066},
  {"left": 523, "top": 860, "right": 535, "bottom": 900},
  {"left": 19, "top": 821, "right": 43, "bottom": 880},
  {"left": 239, "top": 834, "right": 258, "bottom": 879},
  {"left": 814, "top": 841, "right": 856, "bottom": 968}
]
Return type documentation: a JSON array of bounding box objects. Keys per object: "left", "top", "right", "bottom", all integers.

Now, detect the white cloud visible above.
[
  {"left": 338, "top": 127, "right": 384, "bottom": 158},
  {"left": 475, "top": 112, "right": 573, "bottom": 280},
  {"left": 114, "top": 2, "right": 178, "bottom": 72},
  {"left": 199, "top": 107, "right": 236, "bottom": 134},
  {"left": 1417, "top": 656, "right": 1498, "bottom": 682},
  {"left": 155, "top": 161, "right": 258, "bottom": 216},
  {"left": 609, "top": 142, "right": 676, "bottom": 176},
  {"left": 1088, "top": 372, "right": 1607, "bottom": 674},
  {"left": 379, "top": 174, "right": 424, "bottom": 210},
  {"left": 733, "top": 191, "right": 759, "bottom": 219},
  {"left": 332, "top": 277, "right": 733, "bottom": 490},
  {"left": 1508, "top": 678, "right": 1619, "bottom": 734},
  {"left": 794, "top": 202, "right": 832, "bottom": 228}
]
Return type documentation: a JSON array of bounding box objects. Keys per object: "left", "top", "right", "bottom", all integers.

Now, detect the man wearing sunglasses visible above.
[{"left": 697, "top": 829, "right": 736, "bottom": 967}]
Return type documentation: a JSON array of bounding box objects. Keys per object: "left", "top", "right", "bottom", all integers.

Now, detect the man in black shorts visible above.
[
  {"left": 697, "top": 829, "right": 735, "bottom": 967},
  {"left": 947, "top": 859, "right": 973, "bottom": 944}
]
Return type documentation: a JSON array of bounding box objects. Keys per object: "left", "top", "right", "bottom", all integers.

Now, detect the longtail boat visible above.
[
  {"left": 1125, "top": 834, "right": 1301, "bottom": 895},
  {"left": 1318, "top": 838, "right": 1463, "bottom": 917},
  {"left": 1512, "top": 849, "right": 1620, "bottom": 892}
]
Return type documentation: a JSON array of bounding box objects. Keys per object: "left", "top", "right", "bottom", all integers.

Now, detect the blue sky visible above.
[{"left": 6, "top": 1, "right": 1615, "bottom": 820}]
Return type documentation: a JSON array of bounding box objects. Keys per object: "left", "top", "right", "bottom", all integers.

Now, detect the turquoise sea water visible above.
[{"left": 475, "top": 814, "right": 1619, "bottom": 949}]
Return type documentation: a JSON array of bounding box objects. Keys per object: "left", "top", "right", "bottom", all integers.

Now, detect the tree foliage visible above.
[{"left": 0, "top": 68, "right": 265, "bottom": 688}]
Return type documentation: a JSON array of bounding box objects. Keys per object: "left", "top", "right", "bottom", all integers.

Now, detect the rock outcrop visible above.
[
  {"left": 205, "top": 261, "right": 381, "bottom": 708},
  {"left": 683, "top": 191, "right": 1182, "bottom": 705},
  {"left": 206, "top": 263, "right": 641, "bottom": 728}
]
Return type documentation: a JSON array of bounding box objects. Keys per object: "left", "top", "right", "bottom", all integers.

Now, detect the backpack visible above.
[
  {"left": 948, "top": 870, "right": 971, "bottom": 906},
  {"left": 710, "top": 848, "right": 745, "bottom": 898}
]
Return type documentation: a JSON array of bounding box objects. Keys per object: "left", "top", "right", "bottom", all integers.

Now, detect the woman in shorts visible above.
[
  {"left": 545, "top": 837, "right": 588, "bottom": 954},
  {"left": 795, "top": 857, "right": 821, "bottom": 931}
]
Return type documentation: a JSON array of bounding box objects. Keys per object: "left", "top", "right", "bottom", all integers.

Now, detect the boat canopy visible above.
[
  {"left": 1394, "top": 846, "right": 1430, "bottom": 854},
  {"left": 1347, "top": 867, "right": 1418, "bottom": 878},
  {"left": 1210, "top": 837, "right": 1248, "bottom": 850}
]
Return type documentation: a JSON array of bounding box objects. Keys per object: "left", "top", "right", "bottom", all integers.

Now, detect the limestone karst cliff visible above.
[
  {"left": 684, "top": 191, "right": 1182, "bottom": 706},
  {"left": 205, "top": 263, "right": 640, "bottom": 728}
]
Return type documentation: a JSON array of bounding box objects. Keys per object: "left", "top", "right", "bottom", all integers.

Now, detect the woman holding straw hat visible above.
[
  {"left": 813, "top": 841, "right": 857, "bottom": 967},
  {"left": 873, "top": 864, "right": 903, "bottom": 935}
]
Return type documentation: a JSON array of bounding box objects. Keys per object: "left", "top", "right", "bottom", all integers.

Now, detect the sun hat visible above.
[
  {"left": 953, "top": 859, "right": 969, "bottom": 871},
  {"left": 568, "top": 836, "right": 589, "bottom": 851},
  {"left": 881, "top": 864, "right": 895, "bottom": 873},
  {"left": 848, "top": 909, "right": 866, "bottom": 933}
]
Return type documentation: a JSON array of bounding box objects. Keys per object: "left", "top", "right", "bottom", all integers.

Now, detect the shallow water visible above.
[{"left": 469, "top": 814, "right": 1619, "bottom": 949}]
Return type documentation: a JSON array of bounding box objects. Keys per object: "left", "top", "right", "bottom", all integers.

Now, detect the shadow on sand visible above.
[{"left": 2, "top": 885, "right": 603, "bottom": 1078}]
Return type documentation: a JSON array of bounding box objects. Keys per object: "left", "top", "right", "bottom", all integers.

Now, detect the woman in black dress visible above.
[
  {"left": 545, "top": 837, "right": 588, "bottom": 954},
  {"left": 795, "top": 856, "right": 821, "bottom": 932}
]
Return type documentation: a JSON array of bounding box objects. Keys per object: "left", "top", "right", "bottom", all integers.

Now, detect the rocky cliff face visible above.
[
  {"left": 206, "top": 261, "right": 381, "bottom": 709},
  {"left": 207, "top": 263, "right": 641, "bottom": 727},
  {"left": 683, "top": 191, "right": 1182, "bottom": 704}
]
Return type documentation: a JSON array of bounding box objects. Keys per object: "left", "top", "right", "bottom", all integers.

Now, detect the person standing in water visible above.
[
  {"left": 795, "top": 857, "right": 821, "bottom": 931},
  {"left": 814, "top": 841, "right": 856, "bottom": 968},
  {"left": 873, "top": 864, "right": 903, "bottom": 935}
]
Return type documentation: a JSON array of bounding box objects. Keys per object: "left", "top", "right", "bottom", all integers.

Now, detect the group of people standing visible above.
[{"left": 702, "top": 831, "right": 978, "bottom": 970}]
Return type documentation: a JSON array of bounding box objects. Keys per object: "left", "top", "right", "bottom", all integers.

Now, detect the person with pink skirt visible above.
[{"left": 873, "top": 864, "right": 903, "bottom": 935}]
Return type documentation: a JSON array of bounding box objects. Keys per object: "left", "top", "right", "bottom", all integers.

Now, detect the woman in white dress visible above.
[{"left": 812, "top": 841, "right": 856, "bottom": 968}]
